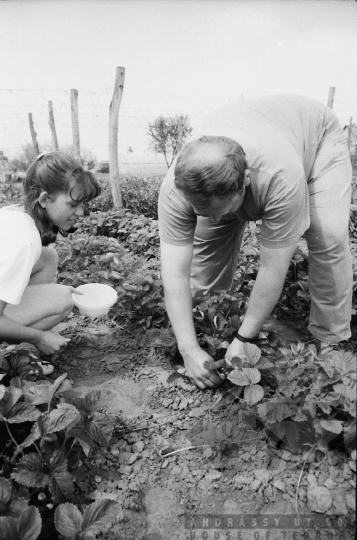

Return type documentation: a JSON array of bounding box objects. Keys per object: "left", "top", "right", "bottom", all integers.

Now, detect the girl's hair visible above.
[
  {"left": 174, "top": 136, "right": 247, "bottom": 201},
  {"left": 23, "top": 151, "right": 101, "bottom": 246}
]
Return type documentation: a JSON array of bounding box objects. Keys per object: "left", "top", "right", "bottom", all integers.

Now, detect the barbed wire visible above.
[
  {"left": 0, "top": 87, "right": 231, "bottom": 160},
  {"left": 0, "top": 88, "right": 355, "bottom": 161}
]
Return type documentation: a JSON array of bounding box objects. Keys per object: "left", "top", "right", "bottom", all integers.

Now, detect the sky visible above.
[{"left": 0, "top": 0, "right": 356, "bottom": 162}]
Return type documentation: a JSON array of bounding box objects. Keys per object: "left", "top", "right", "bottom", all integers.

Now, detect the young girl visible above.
[{"left": 0, "top": 151, "right": 101, "bottom": 369}]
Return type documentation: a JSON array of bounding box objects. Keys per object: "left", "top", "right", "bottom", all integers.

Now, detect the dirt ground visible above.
[{"left": 44, "top": 311, "right": 357, "bottom": 540}]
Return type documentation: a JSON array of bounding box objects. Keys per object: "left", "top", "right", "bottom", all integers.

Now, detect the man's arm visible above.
[
  {"left": 160, "top": 240, "right": 224, "bottom": 389},
  {"left": 238, "top": 241, "right": 298, "bottom": 339}
]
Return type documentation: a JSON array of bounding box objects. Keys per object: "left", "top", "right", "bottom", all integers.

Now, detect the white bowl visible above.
[{"left": 72, "top": 283, "right": 118, "bottom": 318}]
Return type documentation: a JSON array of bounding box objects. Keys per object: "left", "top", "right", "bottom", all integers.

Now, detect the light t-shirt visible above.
[
  {"left": 0, "top": 206, "right": 42, "bottom": 304},
  {"left": 158, "top": 94, "right": 336, "bottom": 249}
]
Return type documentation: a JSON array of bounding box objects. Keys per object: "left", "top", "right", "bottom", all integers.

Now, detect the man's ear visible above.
[
  {"left": 244, "top": 169, "right": 251, "bottom": 187},
  {"left": 38, "top": 191, "right": 50, "bottom": 209}
]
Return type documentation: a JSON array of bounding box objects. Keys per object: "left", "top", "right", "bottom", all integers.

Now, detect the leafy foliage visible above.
[
  {"left": 0, "top": 345, "right": 117, "bottom": 538},
  {"left": 55, "top": 499, "right": 120, "bottom": 540}
]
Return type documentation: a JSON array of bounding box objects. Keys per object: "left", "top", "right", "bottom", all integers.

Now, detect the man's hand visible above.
[
  {"left": 34, "top": 330, "right": 70, "bottom": 356},
  {"left": 225, "top": 338, "right": 247, "bottom": 367},
  {"left": 181, "top": 346, "right": 225, "bottom": 390}
]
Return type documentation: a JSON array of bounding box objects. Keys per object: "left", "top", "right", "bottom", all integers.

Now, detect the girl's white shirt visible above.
[{"left": 0, "top": 205, "right": 42, "bottom": 305}]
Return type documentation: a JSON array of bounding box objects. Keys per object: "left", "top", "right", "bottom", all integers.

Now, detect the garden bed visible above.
[{"left": 0, "top": 176, "right": 356, "bottom": 540}]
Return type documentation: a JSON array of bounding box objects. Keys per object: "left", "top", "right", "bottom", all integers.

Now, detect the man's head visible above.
[{"left": 174, "top": 135, "right": 249, "bottom": 222}]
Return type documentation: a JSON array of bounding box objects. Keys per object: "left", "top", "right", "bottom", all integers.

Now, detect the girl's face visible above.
[{"left": 39, "top": 182, "right": 85, "bottom": 230}]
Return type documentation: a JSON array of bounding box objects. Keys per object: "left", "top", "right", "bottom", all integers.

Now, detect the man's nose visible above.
[{"left": 211, "top": 214, "right": 222, "bottom": 223}]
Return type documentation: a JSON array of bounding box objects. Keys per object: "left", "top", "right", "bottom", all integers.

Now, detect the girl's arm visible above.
[{"left": 0, "top": 299, "right": 69, "bottom": 355}]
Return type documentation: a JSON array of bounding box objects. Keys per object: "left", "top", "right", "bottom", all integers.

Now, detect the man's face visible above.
[{"left": 188, "top": 190, "right": 245, "bottom": 223}]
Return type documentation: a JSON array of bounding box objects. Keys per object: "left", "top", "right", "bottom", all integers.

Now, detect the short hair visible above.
[
  {"left": 174, "top": 136, "right": 247, "bottom": 200},
  {"left": 23, "top": 151, "right": 101, "bottom": 246}
]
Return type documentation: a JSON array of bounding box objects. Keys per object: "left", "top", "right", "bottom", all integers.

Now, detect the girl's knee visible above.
[
  {"left": 59, "top": 285, "right": 74, "bottom": 320},
  {"left": 30, "top": 246, "right": 59, "bottom": 284},
  {"left": 42, "top": 245, "right": 59, "bottom": 270}
]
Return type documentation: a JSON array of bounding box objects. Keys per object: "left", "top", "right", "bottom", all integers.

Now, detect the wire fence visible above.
[
  {"left": 0, "top": 86, "right": 232, "bottom": 173},
  {"left": 0, "top": 86, "right": 355, "bottom": 177}
]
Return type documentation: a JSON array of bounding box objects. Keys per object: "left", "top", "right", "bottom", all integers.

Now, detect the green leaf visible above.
[
  {"left": 17, "top": 505, "right": 42, "bottom": 540},
  {"left": 86, "top": 420, "right": 108, "bottom": 446},
  {"left": 289, "top": 367, "right": 305, "bottom": 380},
  {"left": 230, "top": 357, "right": 243, "bottom": 369},
  {"left": 81, "top": 499, "right": 120, "bottom": 536},
  {"left": 292, "top": 409, "right": 308, "bottom": 422},
  {"left": 268, "top": 421, "right": 287, "bottom": 442},
  {"left": 243, "top": 342, "right": 261, "bottom": 365},
  {"left": 227, "top": 370, "right": 250, "bottom": 386},
  {"left": 6, "top": 403, "right": 41, "bottom": 424},
  {"left": 0, "top": 385, "right": 5, "bottom": 400},
  {"left": 333, "top": 383, "right": 356, "bottom": 401},
  {"left": 284, "top": 421, "right": 301, "bottom": 447},
  {"left": 70, "top": 427, "right": 92, "bottom": 457},
  {"left": 0, "top": 478, "right": 12, "bottom": 508},
  {"left": 0, "top": 516, "right": 17, "bottom": 540},
  {"left": 0, "top": 387, "right": 22, "bottom": 418},
  {"left": 255, "top": 357, "right": 274, "bottom": 370},
  {"left": 344, "top": 420, "right": 356, "bottom": 452},
  {"left": 23, "top": 382, "right": 54, "bottom": 406},
  {"left": 6, "top": 499, "right": 29, "bottom": 520},
  {"left": 54, "top": 503, "right": 83, "bottom": 538},
  {"left": 43, "top": 404, "right": 81, "bottom": 434},
  {"left": 242, "top": 368, "right": 261, "bottom": 385},
  {"left": 14, "top": 423, "right": 41, "bottom": 458},
  {"left": 23, "top": 375, "right": 70, "bottom": 406},
  {"left": 49, "top": 471, "right": 75, "bottom": 503},
  {"left": 48, "top": 451, "right": 74, "bottom": 503},
  {"left": 244, "top": 384, "right": 264, "bottom": 405},
  {"left": 257, "top": 398, "right": 297, "bottom": 424},
  {"left": 11, "top": 454, "right": 49, "bottom": 489},
  {"left": 320, "top": 419, "right": 343, "bottom": 434},
  {"left": 330, "top": 350, "right": 356, "bottom": 376}
]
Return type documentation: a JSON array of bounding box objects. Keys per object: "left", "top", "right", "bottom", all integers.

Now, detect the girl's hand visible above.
[
  {"left": 35, "top": 330, "right": 70, "bottom": 355},
  {"left": 67, "top": 286, "right": 84, "bottom": 295}
]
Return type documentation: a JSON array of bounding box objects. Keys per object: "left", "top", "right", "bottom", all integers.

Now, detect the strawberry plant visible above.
[
  {"left": 0, "top": 345, "right": 117, "bottom": 540},
  {"left": 54, "top": 499, "right": 120, "bottom": 540},
  {"left": 0, "top": 475, "right": 120, "bottom": 540},
  {"left": 73, "top": 209, "right": 160, "bottom": 258},
  {"left": 203, "top": 335, "right": 356, "bottom": 455}
]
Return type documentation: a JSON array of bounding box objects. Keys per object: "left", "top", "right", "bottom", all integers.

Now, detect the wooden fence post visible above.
[
  {"left": 70, "top": 89, "right": 81, "bottom": 160},
  {"left": 28, "top": 113, "right": 40, "bottom": 155},
  {"left": 48, "top": 101, "right": 59, "bottom": 151},
  {"left": 109, "top": 66, "right": 125, "bottom": 208},
  {"left": 327, "top": 87, "right": 335, "bottom": 109},
  {"left": 347, "top": 116, "right": 353, "bottom": 155},
  {"left": 177, "top": 116, "right": 183, "bottom": 153}
]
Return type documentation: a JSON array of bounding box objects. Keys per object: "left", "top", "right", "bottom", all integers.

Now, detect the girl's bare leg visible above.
[{"left": 4, "top": 245, "right": 73, "bottom": 330}]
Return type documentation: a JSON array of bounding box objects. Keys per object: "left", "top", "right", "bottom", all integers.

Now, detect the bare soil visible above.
[{"left": 47, "top": 313, "right": 356, "bottom": 540}]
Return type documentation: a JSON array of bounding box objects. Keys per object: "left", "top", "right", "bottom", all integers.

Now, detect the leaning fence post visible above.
[
  {"left": 71, "top": 89, "right": 81, "bottom": 160},
  {"left": 28, "top": 113, "right": 40, "bottom": 155},
  {"left": 327, "top": 87, "right": 335, "bottom": 109},
  {"left": 48, "top": 101, "right": 59, "bottom": 151},
  {"left": 109, "top": 66, "right": 125, "bottom": 208}
]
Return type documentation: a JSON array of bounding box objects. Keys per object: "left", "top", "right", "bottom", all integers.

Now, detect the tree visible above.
[
  {"left": 148, "top": 114, "right": 192, "bottom": 168},
  {"left": 9, "top": 143, "right": 38, "bottom": 172}
]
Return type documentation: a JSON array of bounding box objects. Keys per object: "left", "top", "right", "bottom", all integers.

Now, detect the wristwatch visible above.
[{"left": 234, "top": 332, "right": 257, "bottom": 344}]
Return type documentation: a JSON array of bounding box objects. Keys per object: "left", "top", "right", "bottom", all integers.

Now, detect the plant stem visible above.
[
  {"left": 5, "top": 421, "right": 19, "bottom": 449},
  {"left": 295, "top": 445, "right": 316, "bottom": 540}
]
